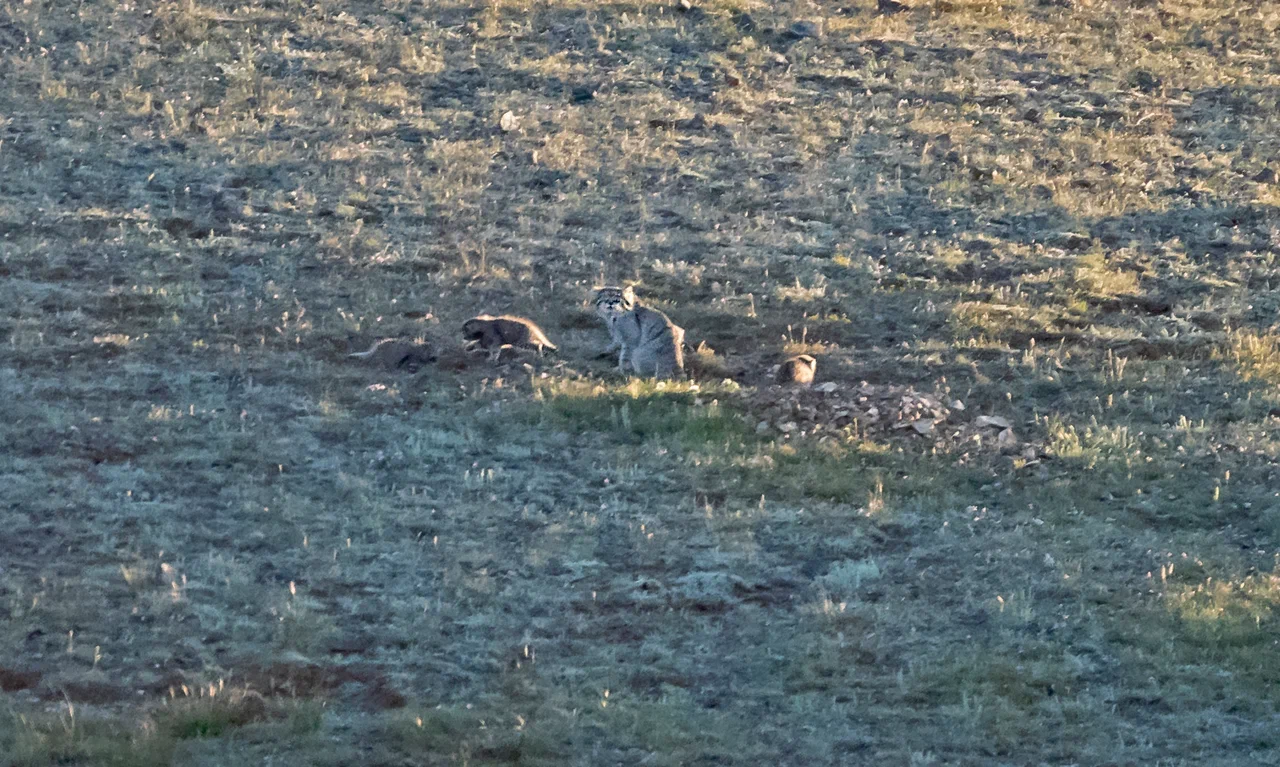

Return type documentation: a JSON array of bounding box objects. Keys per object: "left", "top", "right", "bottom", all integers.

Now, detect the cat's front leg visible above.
[{"left": 596, "top": 335, "right": 621, "bottom": 359}]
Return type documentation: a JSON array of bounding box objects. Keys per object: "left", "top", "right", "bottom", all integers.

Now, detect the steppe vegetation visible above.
[{"left": 1, "top": 0, "right": 1279, "bottom": 763}]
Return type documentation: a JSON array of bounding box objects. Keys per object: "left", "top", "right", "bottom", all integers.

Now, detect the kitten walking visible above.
[
  {"left": 593, "top": 286, "right": 685, "bottom": 379},
  {"left": 348, "top": 337, "right": 436, "bottom": 372},
  {"left": 462, "top": 315, "right": 557, "bottom": 361}
]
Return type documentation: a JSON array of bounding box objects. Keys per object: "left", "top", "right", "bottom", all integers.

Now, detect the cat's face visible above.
[{"left": 593, "top": 286, "right": 635, "bottom": 321}]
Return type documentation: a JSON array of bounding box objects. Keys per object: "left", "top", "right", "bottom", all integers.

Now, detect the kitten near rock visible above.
[
  {"left": 593, "top": 286, "right": 685, "bottom": 379},
  {"left": 777, "top": 354, "right": 817, "bottom": 385},
  {"left": 347, "top": 337, "right": 436, "bottom": 372},
  {"left": 462, "top": 315, "right": 557, "bottom": 361}
]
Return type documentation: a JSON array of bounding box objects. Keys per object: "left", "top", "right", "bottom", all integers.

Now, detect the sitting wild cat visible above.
[{"left": 593, "top": 286, "right": 685, "bottom": 379}]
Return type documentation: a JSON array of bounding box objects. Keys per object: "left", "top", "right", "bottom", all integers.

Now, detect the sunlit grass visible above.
[
  {"left": 1043, "top": 416, "right": 1143, "bottom": 469},
  {"left": 1072, "top": 251, "right": 1141, "bottom": 297},
  {"left": 1222, "top": 329, "right": 1280, "bottom": 388},
  {"left": 1167, "top": 569, "right": 1280, "bottom": 648}
]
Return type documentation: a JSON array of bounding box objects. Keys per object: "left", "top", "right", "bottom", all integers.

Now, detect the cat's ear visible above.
[{"left": 622, "top": 285, "right": 637, "bottom": 302}]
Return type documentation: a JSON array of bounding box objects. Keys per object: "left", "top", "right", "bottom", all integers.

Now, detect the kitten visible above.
[
  {"left": 593, "top": 286, "right": 685, "bottom": 379},
  {"left": 348, "top": 337, "right": 436, "bottom": 372},
  {"left": 462, "top": 315, "right": 557, "bottom": 361},
  {"left": 777, "top": 354, "right": 817, "bottom": 385}
]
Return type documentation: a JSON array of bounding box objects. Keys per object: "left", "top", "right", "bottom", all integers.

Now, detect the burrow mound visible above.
[{"left": 738, "top": 381, "right": 1039, "bottom": 460}]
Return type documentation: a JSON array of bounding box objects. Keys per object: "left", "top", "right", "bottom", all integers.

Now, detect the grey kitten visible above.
[
  {"left": 348, "top": 337, "right": 436, "bottom": 372},
  {"left": 593, "top": 286, "right": 685, "bottom": 379},
  {"left": 462, "top": 315, "right": 557, "bottom": 360}
]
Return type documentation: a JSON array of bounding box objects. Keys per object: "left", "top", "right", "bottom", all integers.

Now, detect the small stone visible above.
[
  {"left": 756, "top": 420, "right": 772, "bottom": 435},
  {"left": 1047, "top": 232, "right": 1092, "bottom": 250},
  {"left": 328, "top": 635, "right": 372, "bottom": 656},
  {"left": 499, "top": 111, "right": 519, "bottom": 132},
  {"left": 911, "top": 419, "right": 934, "bottom": 436},
  {"left": 950, "top": 399, "right": 965, "bottom": 411},
  {"left": 813, "top": 382, "right": 839, "bottom": 394},
  {"left": 787, "top": 20, "right": 821, "bottom": 39},
  {"left": 677, "top": 113, "right": 708, "bottom": 131},
  {"left": 1127, "top": 69, "right": 1161, "bottom": 93},
  {"left": 975, "top": 415, "right": 1012, "bottom": 429},
  {"left": 997, "top": 428, "right": 1018, "bottom": 452}
]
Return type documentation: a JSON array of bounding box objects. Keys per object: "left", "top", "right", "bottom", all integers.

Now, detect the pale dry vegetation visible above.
[{"left": 2, "top": 0, "right": 1280, "bottom": 764}]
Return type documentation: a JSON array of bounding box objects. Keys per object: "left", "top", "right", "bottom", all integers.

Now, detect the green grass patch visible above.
[
  {"left": 732, "top": 440, "right": 981, "bottom": 508},
  {"left": 536, "top": 380, "right": 754, "bottom": 447},
  {"left": 1, "top": 710, "right": 175, "bottom": 767},
  {"left": 391, "top": 690, "right": 744, "bottom": 767}
]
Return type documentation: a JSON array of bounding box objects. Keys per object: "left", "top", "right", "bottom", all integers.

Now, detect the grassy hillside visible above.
[{"left": 2, "top": 0, "right": 1279, "bottom": 763}]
